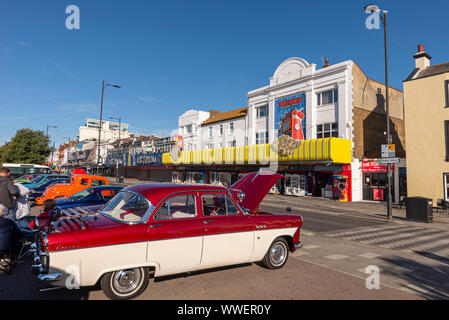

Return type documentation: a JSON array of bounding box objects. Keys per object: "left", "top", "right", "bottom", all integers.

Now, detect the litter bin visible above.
[
  {"left": 406, "top": 197, "right": 433, "bottom": 223},
  {"left": 119, "top": 176, "right": 124, "bottom": 183}
]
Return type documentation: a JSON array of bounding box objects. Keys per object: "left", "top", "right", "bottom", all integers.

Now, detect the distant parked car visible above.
[
  {"left": 16, "top": 174, "right": 42, "bottom": 184},
  {"left": 23, "top": 174, "right": 70, "bottom": 189},
  {"left": 27, "top": 178, "right": 72, "bottom": 202},
  {"left": 51, "top": 186, "right": 123, "bottom": 212},
  {"left": 35, "top": 175, "right": 110, "bottom": 205}
]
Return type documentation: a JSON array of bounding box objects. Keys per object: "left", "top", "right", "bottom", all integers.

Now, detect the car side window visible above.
[
  {"left": 153, "top": 194, "right": 197, "bottom": 220},
  {"left": 80, "top": 179, "right": 89, "bottom": 185},
  {"left": 101, "top": 189, "right": 119, "bottom": 201},
  {"left": 91, "top": 180, "right": 105, "bottom": 186},
  {"left": 202, "top": 193, "right": 239, "bottom": 216}
]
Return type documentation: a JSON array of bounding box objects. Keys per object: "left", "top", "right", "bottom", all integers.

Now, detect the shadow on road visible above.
[
  {"left": 380, "top": 255, "right": 449, "bottom": 300},
  {"left": 0, "top": 256, "right": 94, "bottom": 300}
]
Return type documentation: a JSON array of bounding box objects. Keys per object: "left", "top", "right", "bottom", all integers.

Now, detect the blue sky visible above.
[{"left": 1, "top": 0, "right": 448, "bottom": 147}]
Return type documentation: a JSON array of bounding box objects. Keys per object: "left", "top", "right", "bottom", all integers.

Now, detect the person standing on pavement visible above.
[
  {"left": 0, "top": 167, "right": 19, "bottom": 266},
  {"left": 0, "top": 167, "right": 20, "bottom": 221},
  {"left": 13, "top": 182, "right": 31, "bottom": 230}
]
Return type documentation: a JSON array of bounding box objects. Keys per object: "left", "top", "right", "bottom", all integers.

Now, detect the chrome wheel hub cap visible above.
[
  {"left": 270, "top": 243, "right": 287, "bottom": 266},
  {"left": 112, "top": 269, "right": 142, "bottom": 294}
]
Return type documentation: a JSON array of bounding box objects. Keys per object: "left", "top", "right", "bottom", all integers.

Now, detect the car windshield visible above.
[
  {"left": 100, "top": 191, "right": 150, "bottom": 223},
  {"left": 30, "top": 175, "right": 44, "bottom": 183},
  {"left": 69, "top": 188, "right": 94, "bottom": 201},
  {"left": 18, "top": 174, "right": 33, "bottom": 180}
]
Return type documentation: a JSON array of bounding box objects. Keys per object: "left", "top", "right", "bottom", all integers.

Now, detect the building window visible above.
[
  {"left": 256, "top": 105, "right": 268, "bottom": 118},
  {"left": 445, "top": 80, "right": 449, "bottom": 108},
  {"left": 218, "top": 143, "right": 223, "bottom": 148},
  {"left": 207, "top": 143, "right": 214, "bottom": 149},
  {"left": 317, "top": 89, "right": 338, "bottom": 106},
  {"left": 186, "top": 125, "right": 192, "bottom": 134},
  {"left": 317, "top": 123, "right": 338, "bottom": 138},
  {"left": 219, "top": 125, "right": 223, "bottom": 136},
  {"left": 445, "top": 174, "right": 449, "bottom": 201},
  {"left": 256, "top": 132, "right": 269, "bottom": 144},
  {"left": 209, "top": 127, "right": 213, "bottom": 137},
  {"left": 445, "top": 121, "right": 449, "bottom": 162},
  {"left": 227, "top": 140, "right": 236, "bottom": 147},
  {"left": 229, "top": 122, "right": 234, "bottom": 133}
]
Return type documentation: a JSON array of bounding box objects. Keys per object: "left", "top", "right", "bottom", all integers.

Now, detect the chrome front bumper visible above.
[
  {"left": 31, "top": 235, "right": 60, "bottom": 282},
  {"left": 38, "top": 273, "right": 62, "bottom": 281}
]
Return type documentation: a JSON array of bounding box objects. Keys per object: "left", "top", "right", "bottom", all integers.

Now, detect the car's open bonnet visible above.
[{"left": 230, "top": 170, "right": 282, "bottom": 213}]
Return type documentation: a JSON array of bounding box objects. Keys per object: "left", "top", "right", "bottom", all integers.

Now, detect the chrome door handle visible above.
[
  {"left": 204, "top": 220, "right": 214, "bottom": 224},
  {"left": 150, "top": 224, "right": 162, "bottom": 229}
]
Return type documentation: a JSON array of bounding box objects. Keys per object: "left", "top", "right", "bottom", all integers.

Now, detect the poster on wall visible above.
[{"left": 275, "top": 94, "right": 306, "bottom": 141}]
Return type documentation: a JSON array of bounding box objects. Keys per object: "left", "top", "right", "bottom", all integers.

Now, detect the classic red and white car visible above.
[{"left": 32, "top": 171, "right": 303, "bottom": 300}]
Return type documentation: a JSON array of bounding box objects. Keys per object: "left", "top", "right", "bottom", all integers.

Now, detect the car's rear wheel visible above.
[
  {"left": 261, "top": 237, "right": 289, "bottom": 269},
  {"left": 101, "top": 267, "right": 149, "bottom": 300}
]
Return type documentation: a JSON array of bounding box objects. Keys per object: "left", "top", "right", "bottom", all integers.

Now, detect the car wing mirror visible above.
[{"left": 237, "top": 191, "right": 245, "bottom": 203}]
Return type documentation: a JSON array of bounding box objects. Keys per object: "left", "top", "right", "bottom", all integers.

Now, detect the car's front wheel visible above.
[
  {"left": 261, "top": 237, "right": 289, "bottom": 269},
  {"left": 101, "top": 267, "right": 149, "bottom": 300}
]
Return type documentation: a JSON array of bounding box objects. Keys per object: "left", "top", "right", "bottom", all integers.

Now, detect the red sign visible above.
[
  {"left": 373, "top": 188, "right": 385, "bottom": 201},
  {"left": 362, "top": 161, "right": 395, "bottom": 173},
  {"left": 278, "top": 96, "right": 303, "bottom": 107}
]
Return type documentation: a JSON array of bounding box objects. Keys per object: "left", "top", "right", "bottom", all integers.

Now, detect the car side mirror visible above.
[{"left": 237, "top": 191, "right": 245, "bottom": 202}]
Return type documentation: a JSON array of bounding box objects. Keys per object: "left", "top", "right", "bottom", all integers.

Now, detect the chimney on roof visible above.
[
  {"left": 209, "top": 110, "right": 220, "bottom": 117},
  {"left": 322, "top": 57, "right": 330, "bottom": 68},
  {"left": 414, "top": 44, "right": 432, "bottom": 70}
]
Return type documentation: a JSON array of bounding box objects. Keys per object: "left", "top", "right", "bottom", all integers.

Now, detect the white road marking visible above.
[
  {"left": 303, "top": 244, "right": 321, "bottom": 250},
  {"left": 394, "top": 264, "right": 421, "bottom": 272},
  {"left": 327, "top": 225, "right": 408, "bottom": 238},
  {"left": 293, "top": 251, "right": 310, "bottom": 257},
  {"left": 324, "top": 254, "right": 349, "bottom": 260},
  {"left": 400, "top": 284, "right": 430, "bottom": 295},
  {"left": 301, "top": 230, "right": 315, "bottom": 236},
  {"left": 359, "top": 252, "right": 382, "bottom": 259}
]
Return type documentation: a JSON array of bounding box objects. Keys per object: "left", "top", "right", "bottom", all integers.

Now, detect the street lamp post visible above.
[
  {"left": 62, "top": 136, "right": 71, "bottom": 172},
  {"left": 97, "top": 80, "right": 121, "bottom": 175},
  {"left": 46, "top": 124, "right": 57, "bottom": 136},
  {"left": 365, "top": 4, "right": 393, "bottom": 220},
  {"left": 110, "top": 116, "right": 122, "bottom": 182}
]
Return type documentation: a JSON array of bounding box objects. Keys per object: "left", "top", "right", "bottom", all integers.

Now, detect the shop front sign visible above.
[{"left": 362, "top": 161, "right": 395, "bottom": 173}]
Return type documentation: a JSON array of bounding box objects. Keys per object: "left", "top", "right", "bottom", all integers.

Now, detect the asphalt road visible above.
[
  {"left": 1, "top": 205, "right": 418, "bottom": 300},
  {"left": 0, "top": 250, "right": 419, "bottom": 300},
  {"left": 259, "top": 203, "right": 386, "bottom": 233}
]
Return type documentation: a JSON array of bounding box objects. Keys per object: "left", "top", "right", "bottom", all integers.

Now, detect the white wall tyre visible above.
[
  {"left": 261, "top": 237, "right": 289, "bottom": 270},
  {"left": 101, "top": 267, "right": 149, "bottom": 300}
]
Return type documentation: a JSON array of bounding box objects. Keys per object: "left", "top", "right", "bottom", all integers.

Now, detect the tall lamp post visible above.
[
  {"left": 46, "top": 124, "right": 57, "bottom": 136},
  {"left": 62, "top": 136, "right": 71, "bottom": 172},
  {"left": 364, "top": 4, "right": 392, "bottom": 220},
  {"left": 109, "top": 116, "right": 122, "bottom": 182},
  {"left": 46, "top": 125, "right": 57, "bottom": 169},
  {"left": 97, "top": 80, "right": 121, "bottom": 174}
]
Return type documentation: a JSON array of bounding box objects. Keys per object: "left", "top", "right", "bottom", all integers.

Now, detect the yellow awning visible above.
[{"left": 162, "top": 138, "right": 352, "bottom": 165}]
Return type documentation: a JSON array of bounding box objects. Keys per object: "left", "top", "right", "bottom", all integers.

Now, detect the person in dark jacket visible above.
[
  {"left": 0, "top": 167, "right": 20, "bottom": 221},
  {"left": 0, "top": 167, "right": 18, "bottom": 269}
]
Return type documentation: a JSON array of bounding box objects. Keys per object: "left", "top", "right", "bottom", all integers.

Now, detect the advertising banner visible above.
[{"left": 275, "top": 94, "right": 306, "bottom": 140}]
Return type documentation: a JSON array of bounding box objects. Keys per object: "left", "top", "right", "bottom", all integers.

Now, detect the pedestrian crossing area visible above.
[{"left": 324, "top": 224, "right": 449, "bottom": 257}]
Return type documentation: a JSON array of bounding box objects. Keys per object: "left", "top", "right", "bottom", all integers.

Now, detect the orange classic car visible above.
[{"left": 36, "top": 175, "right": 110, "bottom": 205}]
